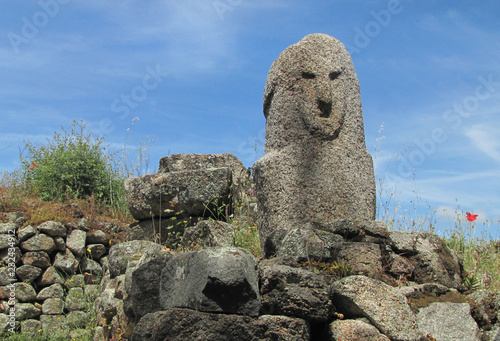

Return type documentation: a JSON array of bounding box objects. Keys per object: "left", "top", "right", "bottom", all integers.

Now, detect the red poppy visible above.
[
  {"left": 466, "top": 212, "right": 478, "bottom": 222},
  {"left": 28, "top": 168, "right": 33, "bottom": 170},
  {"left": 32, "top": 162, "right": 37, "bottom": 166}
]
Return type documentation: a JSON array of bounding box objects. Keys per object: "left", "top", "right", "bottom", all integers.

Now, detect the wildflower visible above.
[
  {"left": 466, "top": 212, "right": 478, "bottom": 222},
  {"left": 87, "top": 248, "right": 91, "bottom": 253},
  {"left": 183, "top": 220, "right": 188, "bottom": 224},
  {"left": 38, "top": 329, "right": 42, "bottom": 333}
]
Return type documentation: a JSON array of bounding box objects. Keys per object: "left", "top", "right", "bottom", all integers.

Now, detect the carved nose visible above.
[{"left": 317, "top": 99, "right": 332, "bottom": 118}]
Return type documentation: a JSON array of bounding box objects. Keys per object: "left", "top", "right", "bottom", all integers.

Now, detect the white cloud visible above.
[{"left": 464, "top": 124, "right": 500, "bottom": 163}]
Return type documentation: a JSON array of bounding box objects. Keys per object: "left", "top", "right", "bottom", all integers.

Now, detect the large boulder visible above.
[
  {"left": 390, "top": 231, "right": 463, "bottom": 288},
  {"left": 254, "top": 33, "right": 376, "bottom": 256},
  {"left": 132, "top": 309, "right": 310, "bottom": 341},
  {"left": 259, "top": 261, "right": 332, "bottom": 321},
  {"left": 159, "top": 247, "right": 261, "bottom": 317},
  {"left": 331, "top": 275, "right": 421, "bottom": 341},
  {"left": 125, "top": 153, "right": 251, "bottom": 222},
  {"left": 129, "top": 250, "right": 173, "bottom": 321},
  {"left": 125, "top": 167, "right": 232, "bottom": 221},
  {"left": 416, "top": 302, "right": 480, "bottom": 341}
]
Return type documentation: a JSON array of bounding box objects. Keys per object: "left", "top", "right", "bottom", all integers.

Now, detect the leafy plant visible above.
[{"left": 21, "top": 120, "right": 125, "bottom": 206}]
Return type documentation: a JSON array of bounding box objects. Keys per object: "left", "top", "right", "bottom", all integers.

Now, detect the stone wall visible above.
[{"left": 0, "top": 214, "right": 109, "bottom": 339}]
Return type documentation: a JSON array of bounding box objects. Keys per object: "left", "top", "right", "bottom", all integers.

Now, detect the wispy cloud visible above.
[{"left": 464, "top": 124, "right": 500, "bottom": 163}]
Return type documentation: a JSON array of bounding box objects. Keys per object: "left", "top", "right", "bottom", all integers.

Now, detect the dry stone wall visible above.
[{"left": 0, "top": 215, "right": 110, "bottom": 339}]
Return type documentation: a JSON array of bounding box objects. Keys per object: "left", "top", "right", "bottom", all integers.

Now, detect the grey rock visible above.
[
  {"left": 259, "top": 262, "right": 332, "bottom": 321},
  {"left": 330, "top": 242, "right": 383, "bottom": 278},
  {"left": 14, "top": 282, "right": 37, "bottom": 302},
  {"left": 39, "top": 314, "right": 66, "bottom": 338},
  {"left": 390, "top": 231, "right": 440, "bottom": 254},
  {"left": 0, "top": 267, "right": 14, "bottom": 286},
  {"left": 36, "top": 283, "right": 64, "bottom": 300},
  {"left": 0, "top": 313, "right": 10, "bottom": 332},
  {"left": 17, "top": 225, "right": 36, "bottom": 243},
  {"left": 69, "top": 329, "right": 92, "bottom": 340},
  {"left": 158, "top": 153, "right": 252, "bottom": 219},
  {"left": 388, "top": 253, "right": 416, "bottom": 278},
  {"left": 0, "top": 223, "right": 16, "bottom": 234},
  {"left": 274, "top": 223, "right": 344, "bottom": 261},
  {"left": 125, "top": 166, "right": 232, "bottom": 221},
  {"left": 86, "top": 243, "right": 107, "bottom": 259},
  {"left": 417, "top": 302, "right": 480, "bottom": 341},
  {"left": 132, "top": 309, "right": 310, "bottom": 341},
  {"left": 160, "top": 247, "right": 261, "bottom": 317},
  {"left": 331, "top": 275, "right": 420, "bottom": 341},
  {"left": 14, "top": 303, "right": 41, "bottom": 320},
  {"left": 86, "top": 229, "right": 108, "bottom": 244},
  {"left": 20, "top": 233, "right": 55, "bottom": 253},
  {"left": 65, "top": 274, "right": 85, "bottom": 289},
  {"left": 66, "top": 310, "right": 89, "bottom": 329},
  {"left": 53, "top": 236, "right": 66, "bottom": 251},
  {"left": 80, "top": 257, "right": 103, "bottom": 276},
  {"left": 42, "top": 298, "right": 65, "bottom": 315},
  {"left": 65, "top": 287, "right": 86, "bottom": 311},
  {"left": 326, "top": 219, "right": 390, "bottom": 241},
  {"left": 0, "top": 234, "right": 17, "bottom": 250},
  {"left": 95, "top": 275, "right": 125, "bottom": 320},
  {"left": 126, "top": 217, "right": 200, "bottom": 246},
  {"left": 330, "top": 319, "right": 390, "bottom": 341},
  {"left": 37, "top": 221, "right": 67, "bottom": 237},
  {"left": 398, "top": 282, "right": 452, "bottom": 299},
  {"left": 129, "top": 251, "right": 173, "bottom": 321},
  {"left": 0, "top": 246, "right": 21, "bottom": 267},
  {"left": 38, "top": 266, "right": 65, "bottom": 287},
  {"left": 254, "top": 33, "right": 376, "bottom": 256},
  {"left": 467, "top": 290, "right": 499, "bottom": 332},
  {"left": 20, "top": 319, "right": 42, "bottom": 336},
  {"left": 66, "top": 229, "right": 87, "bottom": 257},
  {"left": 158, "top": 152, "right": 245, "bottom": 174},
  {"left": 53, "top": 249, "right": 80, "bottom": 275},
  {"left": 84, "top": 284, "right": 100, "bottom": 301},
  {"left": 182, "top": 220, "right": 236, "bottom": 248},
  {"left": 108, "top": 240, "right": 164, "bottom": 278},
  {"left": 391, "top": 231, "right": 462, "bottom": 288},
  {"left": 22, "top": 251, "right": 51, "bottom": 268}
]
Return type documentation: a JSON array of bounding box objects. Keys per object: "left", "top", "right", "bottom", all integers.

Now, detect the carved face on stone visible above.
[{"left": 264, "top": 34, "right": 355, "bottom": 143}]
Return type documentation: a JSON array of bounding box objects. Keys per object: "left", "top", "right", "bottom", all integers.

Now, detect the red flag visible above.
[{"left": 466, "top": 212, "right": 478, "bottom": 222}]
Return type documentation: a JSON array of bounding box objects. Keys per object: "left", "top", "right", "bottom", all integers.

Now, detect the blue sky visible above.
[{"left": 1, "top": 1, "right": 499, "bottom": 238}]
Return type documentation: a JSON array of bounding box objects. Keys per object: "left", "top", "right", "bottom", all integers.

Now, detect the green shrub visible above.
[{"left": 21, "top": 120, "right": 125, "bottom": 205}]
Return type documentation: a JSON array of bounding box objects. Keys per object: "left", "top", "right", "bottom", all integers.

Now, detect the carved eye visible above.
[
  {"left": 329, "top": 71, "right": 341, "bottom": 80},
  {"left": 301, "top": 71, "right": 316, "bottom": 79}
]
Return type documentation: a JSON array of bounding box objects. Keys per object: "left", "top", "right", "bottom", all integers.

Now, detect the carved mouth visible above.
[{"left": 317, "top": 99, "right": 332, "bottom": 118}]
